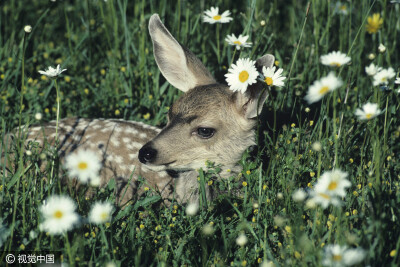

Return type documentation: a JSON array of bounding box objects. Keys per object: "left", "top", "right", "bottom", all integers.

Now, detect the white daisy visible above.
[
  {"left": 342, "top": 248, "right": 366, "bottom": 266},
  {"left": 292, "top": 188, "right": 307, "bottom": 202},
  {"left": 314, "top": 169, "right": 350, "bottom": 198},
  {"left": 365, "top": 63, "right": 382, "bottom": 76},
  {"left": 65, "top": 149, "right": 102, "bottom": 184},
  {"left": 39, "top": 195, "right": 79, "bottom": 235},
  {"left": 185, "top": 202, "right": 199, "bottom": 216},
  {"left": 312, "top": 169, "right": 350, "bottom": 209},
  {"left": 355, "top": 102, "right": 382, "bottom": 120},
  {"left": 334, "top": 2, "right": 349, "bottom": 15},
  {"left": 203, "top": 7, "right": 233, "bottom": 24},
  {"left": 225, "top": 34, "right": 252, "bottom": 50},
  {"left": 305, "top": 72, "right": 343, "bottom": 104},
  {"left": 89, "top": 202, "right": 114, "bottom": 224},
  {"left": 262, "top": 66, "right": 286, "bottom": 88},
  {"left": 38, "top": 64, "right": 67, "bottom": 78},
  {"left": 312, "top": 189, "right": 342, "bottom": 209},
  {"left": 320, "top": 51, "right": 351, "bottom": 67},
  {"left": 236, "top": 233, "right": 248, "bottom": 246},
  {"left": 322, "top": 244, "right": 348, "bottom": 267},
  {"left": 323, "top": 245, "right": 366, "bottom": 266},
  {"left": 225, "top": 58, "right": 258, "bottom": 93},
  {"left": 373, "top": 67, "right": 396, "bottom": 86},
  {"left": 395, "top": 77, "right": 400, "bottom": 84}
]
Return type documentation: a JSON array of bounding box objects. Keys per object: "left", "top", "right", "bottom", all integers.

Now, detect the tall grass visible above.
[{"left": 1, "top": 0, "right": 399, "bottom": 266}]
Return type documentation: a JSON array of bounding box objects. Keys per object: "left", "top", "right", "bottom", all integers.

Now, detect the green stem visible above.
[
  {"left": 64, "top": 233, "right": 74, "bottom": 265},
  {"left": 216, "top": 23, "right": 220, "bottom": 65},
  {"left": 54, "top": 79, "right": 60, "bottom": 143}
]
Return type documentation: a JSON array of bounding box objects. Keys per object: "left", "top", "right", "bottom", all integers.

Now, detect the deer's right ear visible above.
[{"left": 149, "top": 14, "right": 215, "bottom": 92}]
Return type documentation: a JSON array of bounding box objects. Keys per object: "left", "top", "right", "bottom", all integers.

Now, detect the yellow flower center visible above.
[
  {"left": 213, "top": 15, "right": 221, "bottom": 21},
  {"left": 340, "top": 5, "right": 346, "bottom": 11},
  {"left": 100, "top": 212, "right": 108, "bottom": 220},
  {"left": 54, "top": 210, "right": 63, "bottom": 219},
  {"left": 328, "top": 181, "right": 338, "bottom": 191},
  {"left": 365, "top": 113, "right": 373, "bottom": 119},
  {"left": 239, "top": 70, "right": 249, "bottom": 83},
  {"left": 330, "top": 62, "right": 341, "bottom": 67},
  {"left": 333, "top": 254, "right": 342, "bottom": 261},
  {"left": 265, "top": 77, "right": 273, "bottom": 86},
  {"left": 381, "top": 77, "right": 387, "bottom": 82},
  {"left": 233, "top": 41, "right": 242, "bottom": 45},
  {"left": 78, "top": 162, "right": 88, "bottom": 170},
  {"left": 319, "top": 86, "right": 329, "bottom": 95},
  {"left": 319, "top": 193, "right": 330, "bottom": 200}
]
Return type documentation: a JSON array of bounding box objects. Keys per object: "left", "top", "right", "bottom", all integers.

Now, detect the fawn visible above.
[{"left": 2, "top": 14, "right": 274, "bottom": 206}]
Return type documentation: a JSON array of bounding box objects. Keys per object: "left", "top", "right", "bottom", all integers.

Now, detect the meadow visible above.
[{"left": 1, "top": 0, "right": 400, "bottom": 266}]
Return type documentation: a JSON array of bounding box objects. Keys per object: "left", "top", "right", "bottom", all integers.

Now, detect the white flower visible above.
[
  {"left": 395, "top": 77, "right": 400, "bottom": 84},
  {"left": 39, "top": 195, "right": 79, "bottom": 235},
  {"left": 236, "top": 233, "right": 248, "bottom": 246},
  {"left": 38, "top": 64, "right": 67, "bottom": 78},
  {"left": 24, "top": 25, "right": 32, "bottom": 33},
  {"left": 292, "top": 189, "right": 307, "bottom": 202},
  {"left": 320, "top": 51, "right": 351, "bottom": 67},
  {"left": 365, "top": 63, "right": 382, "bottom": 76},
  {"left": 185, "top": 202, "right": 199, "bottom": 216},
  {"left": 378, "top": 43, "right": 386, "bottom": 53},
  {"left": 322, "top": 244, "right": 348, "bottom": 266},
  {"left": 373, "top": 67, "right": 396, "bottom": 86},
  {"left": 312, "top": 190, "right": 342, "bottom": 209},
  {"left": 343, "top": 248, "right": 366, "bottom": 266},
  {"left": 262, "top": 66, "right": 286, "bottom": 88},
  {"left": 355, "top": 102, "right": 382, "bottom": 120},
  {"left": 225, "top": 58, "right": 258, "bottom": 93},
  {"left": 89, "top": 202, "right": 114, "bottom": 224},
  {"left": 312, "top": 141, "right": 322, "bottom": 152},
  {"left": 35, "top": 112, "right": 43, "bottom": 121},
  {"left": 323, "top": 245, "right": 366, "bottom": 266},
  {"left": 305, "top": 72, "right": 343, "bottom": 104},
  {"left": 335, "top": 2, "right": 349, "bottom": 15},
  {"left": 90, "top": 176, "right": 101, "bottom": 187},
  {"left": 203, "top": 7, "right": 233, "bottom": 24},
  {"left": 65, "top": 150, "right": 102, "bottom": 184},
  {"left": 225, "top": 34, "right": 252, "bottom": 50},
  {"left": 315, "top": 169, "right": 350, "bottom": 197},
  {"left": 312, "top": 169, "right": 351, "bottom": 209}
]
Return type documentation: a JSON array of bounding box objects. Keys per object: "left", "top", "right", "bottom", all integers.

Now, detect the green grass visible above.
[{"left": 1, "top": 0, "right": 400, "bottom": 266}]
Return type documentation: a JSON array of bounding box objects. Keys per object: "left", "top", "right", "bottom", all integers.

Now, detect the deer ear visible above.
[
  {"left": 234, "top": 54, "right": 275, "bottom": 119},
  {"left": 149, "top": 14, "right": 215, "bottom": 92}
]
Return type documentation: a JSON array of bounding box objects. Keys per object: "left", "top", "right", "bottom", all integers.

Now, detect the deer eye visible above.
[{"left": 197, "top": 127, "right": 215, "bottom": 139}]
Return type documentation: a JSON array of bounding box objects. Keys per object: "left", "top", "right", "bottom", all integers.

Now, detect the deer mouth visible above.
[{"left": 141, "top": 160, "right": 177, "bottom": 172}]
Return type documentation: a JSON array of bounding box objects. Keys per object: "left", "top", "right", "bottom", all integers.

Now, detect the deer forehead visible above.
[{"left": 170, "top": 85, "right": 235, "bottom": 120}]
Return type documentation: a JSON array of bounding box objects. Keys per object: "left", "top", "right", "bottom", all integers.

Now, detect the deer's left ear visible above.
[{"left": 234, "top": 54, "right": 275, "bottom": 119}]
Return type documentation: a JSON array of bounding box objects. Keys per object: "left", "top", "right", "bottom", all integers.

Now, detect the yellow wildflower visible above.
[{"left": 366, "top": 13, "right": 383, "bottom": 34}]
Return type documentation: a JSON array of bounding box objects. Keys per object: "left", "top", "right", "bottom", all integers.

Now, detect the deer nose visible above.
[{"left": 138, "top": 144, "right": 157, "bottom": 164}]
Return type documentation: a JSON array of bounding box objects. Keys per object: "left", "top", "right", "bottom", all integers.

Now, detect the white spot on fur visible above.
[
  {"left": 127, "top": 142, "right": 142, "bottom": 150},
  {"left": 158, "top": 171, "right": 168, "bottom": 178},
  {"left": 124, "top": 127, "right": 139, "bottom": 135},
  {"left": 114, "top": 155, "right": 123, "bottom": 164},
  {"left": 139, "top": 133, "right": 148, "bottom": 139},
  {"left": 30, "top": 126, "right": 41, "bottom": 132},
  {"left": 92, "top": 124, "right": 102, "bottom": 130},
  {"left": 110, "top": 136, "right": 121, "bottom": 147},
  {"left": 129, "top": 153, "right": 138, "bottom": 160},
  {"left": 122, "top": 137, "right": 131, "bottom": 143}
]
